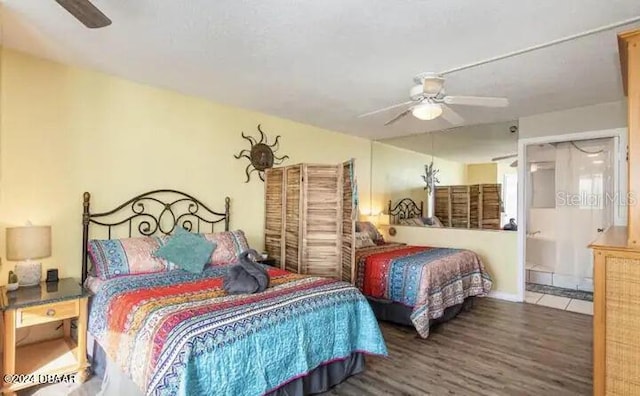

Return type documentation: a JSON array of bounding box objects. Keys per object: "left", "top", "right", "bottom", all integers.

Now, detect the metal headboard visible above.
[
  {"left": 81, "top": 189, "right": 230, "bottom": 283},
  {"left": 387, "top": 198, "right": 424, "bottom": 224}
]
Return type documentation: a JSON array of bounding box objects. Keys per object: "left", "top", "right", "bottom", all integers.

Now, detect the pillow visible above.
[
  {"left": 424, "top": 216, "right": 444, "bottom": 228},
  {"left": 202, "top": 230, "right": 250, "bottom": 265},
  {"left": 399, "top": 217, "right": 425, "bottom": 226},
  {"left": 88, "top": 236, "right": 170, "bottom": 280},
  {"left": 355, "top": 232, "right": 376, "bottom": 248},
  {"left": 154, "top": 227, "right": 216, "bottom": 274},
  {"left": 356, "top": 221, "right": 385, "bottom": 244}
]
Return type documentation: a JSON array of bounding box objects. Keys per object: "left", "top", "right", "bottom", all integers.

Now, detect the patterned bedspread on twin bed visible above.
[
  {"left": 88, "top": 265, "right": 387, "bottom": 396},
  {"left": 355, "top": 243, "right": 493, "bottom": 338}
]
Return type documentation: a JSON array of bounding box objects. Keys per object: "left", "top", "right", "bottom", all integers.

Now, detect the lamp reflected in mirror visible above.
[{"left": 377, "top": 213, "right": 390, "bottom": 226}]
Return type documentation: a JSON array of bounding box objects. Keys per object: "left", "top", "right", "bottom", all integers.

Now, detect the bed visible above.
[
  {"left": 354, "top": 222, "right": 492, "bottom": 338},
  {"left": 81, "top": 190, "right": 387, "bottom": 396},
  {"left": 387, "top": 198, "right": 443, "bottom": 227}
]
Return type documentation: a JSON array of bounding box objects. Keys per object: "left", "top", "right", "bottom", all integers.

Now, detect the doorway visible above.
[{"left": 517, "top": 128, "right": 627, "bottom": 313}]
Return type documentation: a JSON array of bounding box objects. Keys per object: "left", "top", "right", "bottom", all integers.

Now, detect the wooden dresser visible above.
[
  {"left": 590, "top": 227, "right": 640, "bottom": 395},
  {"left": 589, "top": 28, "right": 640, "bottom": 395}
]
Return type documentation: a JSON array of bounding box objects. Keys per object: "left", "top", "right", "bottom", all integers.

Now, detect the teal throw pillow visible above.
[{"left": 155, "top": 227, "right": 216, "bottom": 273}]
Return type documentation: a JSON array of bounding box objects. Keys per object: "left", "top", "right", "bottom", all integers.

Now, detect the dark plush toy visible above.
[
  {"left": 503, "top": 218, "right": 518, "bottom": 231},
  {"left": 223, "top": 249, "right": 270, "bottom": 294}
]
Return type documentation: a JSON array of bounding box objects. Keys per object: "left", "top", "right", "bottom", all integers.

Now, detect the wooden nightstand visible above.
[{"left": 0, "top": 278, "right": 90, "bottom": 395}]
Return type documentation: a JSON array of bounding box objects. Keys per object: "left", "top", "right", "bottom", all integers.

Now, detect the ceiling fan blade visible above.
[
  {"left": 384, "top": 108, "right": 413, "bottom": 126},
  {"left": 491, "top": 153, "right": 518, "bottom": 161},
  {"left": 358, "top": 101, "right": 414, "bottom": 118},
  {"left": 443, "top": 95, "right": 509, "bottom": 107},
  {"left": 55, "top": 0, "right": 112, "bottom": 28},
  {"left": 441, "top": 105, "right": 465, "bottom": 125}
]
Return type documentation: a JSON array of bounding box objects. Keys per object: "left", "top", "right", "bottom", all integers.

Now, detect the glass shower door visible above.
[{"left": 554, "top": 138, "right": 614, "bottom": 291}]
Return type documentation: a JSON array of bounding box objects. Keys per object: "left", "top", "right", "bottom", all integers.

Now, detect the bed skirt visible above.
[
  {"left": 366, "top": 296, "right": 475, "bottom": 328},
  {"left": 89, "top": 338, "right": 365, "bottom": 396}
]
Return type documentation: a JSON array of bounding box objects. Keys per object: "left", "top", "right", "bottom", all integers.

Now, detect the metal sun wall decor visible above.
[
  {"left": 421, "top": 162, "right": 440, "bottom": 195},
  {"left": 234, "top": 124, "right": 289, "bottom": 182}
]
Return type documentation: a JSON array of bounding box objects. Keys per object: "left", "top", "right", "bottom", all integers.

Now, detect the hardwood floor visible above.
[
  {"left": 329, "top": 298, "right": 592, "bottom": 396},
  {"left": 22, "top": 298, "right": 592, "bottom": 396}
]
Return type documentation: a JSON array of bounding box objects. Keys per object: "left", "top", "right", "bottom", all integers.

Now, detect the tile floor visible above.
[
  {"left": 525, "top": 291, "right": 593, "bottom": 315},
  {"left": 526, "top": 267, "right": 593, "bottom": 292}
]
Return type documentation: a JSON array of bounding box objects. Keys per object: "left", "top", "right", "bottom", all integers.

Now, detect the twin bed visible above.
[
  {"left": 81, "top": 190, "right": 492, "bottom": 396},
  {"left": 353, "top": 240, "right": 492, "bottom": 337}
]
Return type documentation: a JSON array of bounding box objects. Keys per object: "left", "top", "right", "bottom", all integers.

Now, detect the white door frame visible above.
[{"left": 516, "top": 127, "right": 627, "bottom": 301}]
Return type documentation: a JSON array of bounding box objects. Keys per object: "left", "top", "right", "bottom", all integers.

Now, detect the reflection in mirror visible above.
[{"left": 371, "top": 120, "right": 519, "bottom": 231}]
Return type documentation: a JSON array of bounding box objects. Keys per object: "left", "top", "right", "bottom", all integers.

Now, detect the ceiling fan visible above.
[
  {"left": 54, "top": 0, "right": 112, "bottom": 28},
  {"left": 358, "top": 72, "right": 509, "bottom": 126}
]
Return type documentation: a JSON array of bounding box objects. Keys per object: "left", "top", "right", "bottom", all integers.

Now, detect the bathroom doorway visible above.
[{"left": 518, "top": 129, "right": 626, "bottom": 314}]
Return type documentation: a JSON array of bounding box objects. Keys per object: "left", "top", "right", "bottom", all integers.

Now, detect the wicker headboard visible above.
[
  {"left": 81, "top": 189, "right": 230, "bottom": 283},
  {"left": 387, "top": 198, "right": 424, "bottom": 224}
]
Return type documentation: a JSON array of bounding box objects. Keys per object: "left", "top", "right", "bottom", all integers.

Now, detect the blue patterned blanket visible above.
[{"left": 88, "top": 265, "right": 387, "bottom": 395}]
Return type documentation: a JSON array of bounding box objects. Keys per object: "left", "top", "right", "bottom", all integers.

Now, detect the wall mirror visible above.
[{"left": 371, "top": 120, "right": 519, "bottom": 231}]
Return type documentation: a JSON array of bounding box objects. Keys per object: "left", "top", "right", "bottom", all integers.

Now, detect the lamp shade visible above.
[
  {"left": 364, "top": 214, "right": 379, "bottom": 225},
  {"left": 377, "top": 214, "right": 390, "bottom": 226},
  {"left": 6, "top": 225, "right": 52, "bottom": 261}
]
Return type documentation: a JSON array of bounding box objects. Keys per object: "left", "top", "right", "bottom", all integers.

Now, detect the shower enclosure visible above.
[{"left": 525, "top": 137, "right": 616, "bottom": 296}]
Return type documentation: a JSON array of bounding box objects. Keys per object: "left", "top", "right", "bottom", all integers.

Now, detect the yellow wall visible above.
[
  {"left": 0, "top": 49, "right": 372, "bottom": 281},
  {"left": 380, "top": 225, "right": 518, "bottom": 296},
  {"left": 0, "top": 49, "right": 520, "bottom": 299},
  {"left": 371, "top": 142, "right": 466, "bottom": 215},
  {"left": 465, "top": 163, "right": 497, "bottom": 184}
]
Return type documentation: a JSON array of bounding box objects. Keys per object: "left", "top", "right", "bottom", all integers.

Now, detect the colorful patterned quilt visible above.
[
  {"left": 88, "top": 265, "right": 387, "bottom": 396},
  {"left": 355, "top": 243, "right": 492, "bottom": 338}
]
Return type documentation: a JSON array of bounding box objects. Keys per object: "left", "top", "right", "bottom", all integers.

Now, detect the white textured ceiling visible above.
[
  {"left": 2, "top": 1, "right": 639, "bottom": 139},
  {"left": 380, "top": 121, "right": 519, "bottom": 164}
]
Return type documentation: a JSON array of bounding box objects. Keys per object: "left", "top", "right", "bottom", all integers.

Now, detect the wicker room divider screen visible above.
[{"left": 264, "top": 160, "right": 356, "bottom": 283}]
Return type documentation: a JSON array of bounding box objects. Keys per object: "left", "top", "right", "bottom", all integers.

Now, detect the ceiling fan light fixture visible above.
[{"left": 412, "top": 103, "right": 443, "bottom": 121}]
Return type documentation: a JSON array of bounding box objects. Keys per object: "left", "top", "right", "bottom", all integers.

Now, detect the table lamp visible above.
[
  {"left": 377, "top": 213, "right": 391, "bottom": 226},
  {"left": 6, "top": 225, "right": 51, "bottom": 287}
]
